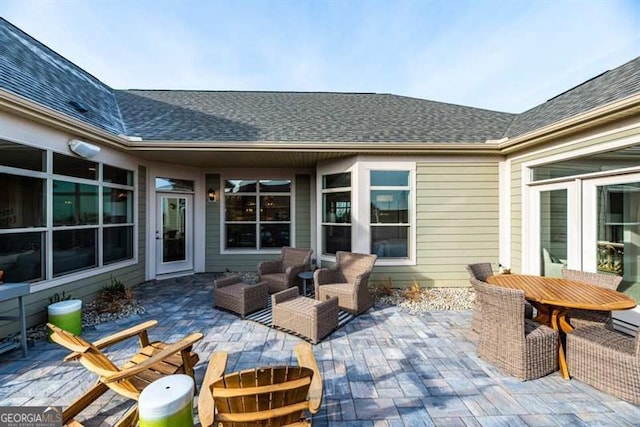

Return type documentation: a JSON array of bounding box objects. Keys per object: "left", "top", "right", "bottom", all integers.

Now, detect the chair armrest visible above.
[
  {"left": 314, "top": 268, "right": 341, "bottom": 286},
  {"left": 215, "top": 275, "right": 242, "bottom": 288},
  {"left": 285, "top": 263, "right": 308, "bottom": 282},
  {"left": 353, "top": 272, "right": 372, "bottom": 289},
  {"left": 258, "top": 259, "right": 283, "bottom": 275},
  {"left": 272, "top": 287, "right": 299, "bottom": 305},
  {"left": 197, "top": 351, "right": 229, "bottom": 427},
  {"left": 103, "top": 332, "right": 203, "bottom": 383},
  {"left": 61, "top": 320, "right": 159, "bottom": 362},
  {"left": 295, "top": 343, "right": 322, "bottom": 414}
]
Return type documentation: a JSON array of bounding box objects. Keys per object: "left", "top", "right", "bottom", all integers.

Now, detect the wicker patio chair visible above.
[
  {"left": 272, "top": 287, "right": 339, "bottom": 344},
  {"left": 314, "top": 251, "right": 377, "bottom": 315},
  {"left": 48, "top": 320, "right": 202, "bottom": 427},
  {"left": 214, "top": 274, "right": 268, "bottom": 317},
  {"left": 198, "top": 342, "right": 323, "bottom": 426},
  {"left": 466, "top": 263, "right": 533, "bottom": 333},
  {"left": 566, "top": 324, "right": 640, "bottom": 405},
  {"left": 561, "top": 268, "right": 623, "bottom": 329},
  {"left": 477, "top": 281, "right": 558, "bottom": 380},
  {"left": 258, "top": 246, "right": 313, "bottom": 294}
]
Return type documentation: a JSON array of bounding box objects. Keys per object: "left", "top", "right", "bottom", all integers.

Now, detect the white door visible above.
[
  {"left": 528, "top": 181, "right": 579, "bottom": 276},
  {"left": 156, "top": 194, "right": 193, "bottom": 275}
]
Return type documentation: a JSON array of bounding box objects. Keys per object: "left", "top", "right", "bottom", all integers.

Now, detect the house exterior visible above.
[{"left": 1, "top": 18, "right": 639, "bottom": 336}]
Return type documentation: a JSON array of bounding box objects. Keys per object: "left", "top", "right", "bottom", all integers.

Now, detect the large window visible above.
[
  {"left": 0, "top": 139, "right": 135, "bottom": 283},
  {"left": 370, "top": 170, "right": 410, "bottom": 258},
  {"left": 322, "top": 172, "right": 351, "bottom": 255},
  {"left": 224, "top": 179, "right": 291, "bottom": 249}
]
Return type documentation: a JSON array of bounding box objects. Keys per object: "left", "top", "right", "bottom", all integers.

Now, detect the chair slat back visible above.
[
  {"left": 212, "top": 366, "right": 313, "bottom": 426},
  {"left": 561, "top": 268, "right": 623, "bottom": 290},
  {"left": 281, "top": 247, "right": 312, "bottom": 270},
  {"left": 336, "top": 251, "right": 376, "bottom": 284},
  {"left": 466, "top": 263, "right": 493, "bottom": 282}
]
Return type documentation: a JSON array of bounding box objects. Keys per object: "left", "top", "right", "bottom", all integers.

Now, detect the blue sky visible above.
[{"left": 2, "top": 0, "right": 639, "bottom": 113}]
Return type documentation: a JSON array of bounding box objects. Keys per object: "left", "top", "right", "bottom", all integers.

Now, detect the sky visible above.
[{"left": 1, "top": 0, "right": 639, "bottom": 113}]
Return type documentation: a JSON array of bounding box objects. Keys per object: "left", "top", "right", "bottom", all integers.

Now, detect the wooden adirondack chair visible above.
[
  {"left": 198, "top": 342, "right": 323, "bottom": 426},
  {"left": 48, "top": 320, "right": 202, "bottom": 427}
]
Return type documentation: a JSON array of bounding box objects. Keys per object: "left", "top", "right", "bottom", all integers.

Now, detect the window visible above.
[
  {"left": 322, "top": 172, "right": 351, "bottom": 255},
  {"left": 0, "top": 139, "right": 135, "bottom": 283},
  {"left": 224, "top": 179, "right": 291, "bottom": 249},
  {"left": 370, "top": 171, "right": 410, "bottom": 258}
]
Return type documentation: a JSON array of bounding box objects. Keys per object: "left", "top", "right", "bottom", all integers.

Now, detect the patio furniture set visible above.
[
  {"left": 467, "top": 262, "right": 640, "bottom": 405},
  {"left": 213, "top": 247, "right": 377, "bottom": 344}
]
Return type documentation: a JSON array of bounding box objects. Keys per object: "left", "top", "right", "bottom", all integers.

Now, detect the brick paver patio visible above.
[{"left": 1, "top": 273, "right": 639, "bottom": 426}]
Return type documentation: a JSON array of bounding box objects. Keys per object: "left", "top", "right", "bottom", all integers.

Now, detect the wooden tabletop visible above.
[{"left": 486, "top": 274, "right": 636, "bottom": 311}]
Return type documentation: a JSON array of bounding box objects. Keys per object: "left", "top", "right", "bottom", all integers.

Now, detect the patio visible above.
[{"left": 1, "top": 274, "right": 639, "bottom": 426}]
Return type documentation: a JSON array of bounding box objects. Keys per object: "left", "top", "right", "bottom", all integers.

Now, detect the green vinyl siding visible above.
[
  {"left": 370, "top": 161, "right": 500, "bottom": 288},
  {"left": 205, "top": 173, "right": 312, "bottom": 272}
]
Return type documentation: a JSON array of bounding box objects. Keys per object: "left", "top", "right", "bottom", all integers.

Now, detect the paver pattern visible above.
[{"left": 1, "top": 273, "right": 639, "bottom": 426}]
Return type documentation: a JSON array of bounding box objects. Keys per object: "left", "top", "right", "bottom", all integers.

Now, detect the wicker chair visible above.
[
  {"left": 476, "top": 280, "right": 558, "bottom": 380},
  {"left": 567, "top": 325, "right": 640, "bottom": 405},
  {"left": 561, "top": 268, "right": 623, "bottom": 329},
  {"left": 314, "top": 251, "right": 377, "bottom": 315},
  {"left": 258, "top": 246, "right": 313, "bottom": 294},
  {"left": 466, "top": 263, "right": 533, "bottom": 332}
]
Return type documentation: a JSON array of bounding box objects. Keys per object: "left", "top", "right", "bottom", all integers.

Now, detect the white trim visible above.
[{"left": 499, "top": 158, "right": 511, "bottom": 269}]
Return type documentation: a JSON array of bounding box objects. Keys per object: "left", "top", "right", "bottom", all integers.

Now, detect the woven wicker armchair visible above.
[
  {"left": 466, "top": 263, "right": 533, "bottom": 333},
  {"left": 476, "top": 280, "right": 558, "bottom": 380},
  {"left": 567, "top": 325, "right": 640, "bottom": 405},
  {"left": 258, "top": 246, "right": 313, "bottom": 294},
  {"left": 314, "top": 251, "right": 377, "bottom": 315},
  {"left": 562, "top": 268, "right": 623, "bottom": 329}
]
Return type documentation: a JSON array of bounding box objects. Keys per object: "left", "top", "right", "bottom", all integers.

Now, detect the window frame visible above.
[
  {"left": 221, "top": 177, "right": 294, "bottom": 253},
  {"left": 0, "top": 139, "right": 137, "bottom": 291}
]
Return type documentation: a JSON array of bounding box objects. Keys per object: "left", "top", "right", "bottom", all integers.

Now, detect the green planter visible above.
[
  {"left": 48, "top": 299, "right": 82, "bottom": 338},
  {"left": 139, "top": 374, "right": 194, "bottom": 427}
]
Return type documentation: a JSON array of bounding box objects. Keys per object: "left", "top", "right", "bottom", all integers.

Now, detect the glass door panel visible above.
[
  {"left": 156, "top": 194, "right": 193, "bottom": 274},
  {"left": 540, "top": 189, "right": 568, "bottom": 277}
]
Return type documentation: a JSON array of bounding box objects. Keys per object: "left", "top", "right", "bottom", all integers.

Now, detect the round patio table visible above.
[
  {"left": 486, "top": 274, "right": 636, "bottom": 379},
  {"left": 298, "top": 271, "right": 314, "bottom": 296}
]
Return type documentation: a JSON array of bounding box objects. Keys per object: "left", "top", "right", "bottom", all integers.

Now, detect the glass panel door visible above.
[
  {"left": 540, "top": 189, "right": 568, "bottom": 277},
  {"left": 156, "top": 194, "right": 193, "bottom": 274},
  {"left": 527, "top": 181, "right": 578, "bottom": 275}
]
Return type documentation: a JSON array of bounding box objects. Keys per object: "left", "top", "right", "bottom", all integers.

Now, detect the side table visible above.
[
  {"left": 298, "top": 271, "right": 314, "bottom": 296},
  {"left": 0, "top": 282, "right": 29, "bottom": 357}
]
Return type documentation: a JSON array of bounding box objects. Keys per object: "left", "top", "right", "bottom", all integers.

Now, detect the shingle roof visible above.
[
  {"left": 1, "top": 17, "right": 639, "bottom": 146},
  {"left": 115, "top": 90, "right": 514, "bottom": 142},
  {"left": 504, "top": 57, "right": 640, "bottom": 138},
  {"left": 0, "top": 18, "right": 124, "bottom": 135}
]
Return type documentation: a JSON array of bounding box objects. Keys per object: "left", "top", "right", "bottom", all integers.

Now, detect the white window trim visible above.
[
  {"left": 0, "top": 140, "right": 138, "bottom": 293},
  {"left": 359, "top": 161, "right": 416, "bottom": 266},
  {"left": 220, "top": 175, "right": 296, "bottom": 255}
]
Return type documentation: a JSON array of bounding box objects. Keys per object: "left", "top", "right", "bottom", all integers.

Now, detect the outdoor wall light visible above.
[
  {"left": 207, "top": 188, "right": 217, "bottom": 202},
  {"left": 69, "top": 139, "right": 100, "bottom": 159}
]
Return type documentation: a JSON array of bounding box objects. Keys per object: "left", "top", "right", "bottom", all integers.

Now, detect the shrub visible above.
[
  {"left": 93, "top": 276, "right": 136, "bottom": 314},
  {"left": 373, "top": 276, "right": 395, "bottom": 297},
  {"left": 49, "top": 291, "right": 73, "bottom": 305},
  {"left": 403, "top": 279, "right": 423, "bottom": 302}
]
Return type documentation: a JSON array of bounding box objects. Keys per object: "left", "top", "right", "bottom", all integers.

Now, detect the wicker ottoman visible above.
[
  {"left": 214, "top": 275, "right": 268, "bottom": 318},
  {"left": 271, "top": 287, "right": 339, "bottom": 344}
]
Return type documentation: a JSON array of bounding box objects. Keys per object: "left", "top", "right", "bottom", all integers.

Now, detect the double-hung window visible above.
[
  {"left": 224, "top": 179, "right": 291, "bottom": 249},
  {"left": 321, "top": 172, "right": 351, "bottom": 255},
  {"left": 370, "top": 170, "right": 410, "bottom": 259}
]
